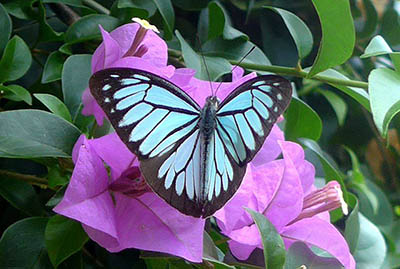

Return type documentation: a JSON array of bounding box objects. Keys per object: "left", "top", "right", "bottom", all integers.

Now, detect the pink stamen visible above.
[{"left": 123, "top": 26, "right": 148, "bottom": 57}]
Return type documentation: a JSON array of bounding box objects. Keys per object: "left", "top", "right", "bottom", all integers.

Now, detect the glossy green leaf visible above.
[
  {"left": 207, "top": 1, "right": 248, "bottom": 40},
  {"left": 264, "top": 6, "right": 313, "bottom": 59},
  {"left": 0, "top": 84, "right": 32, "bottom": 105},
  {"left": 62, "top": 54, "right": 92, "bottom": 121},
  {"left": 0, "top": 217, "right": 48, "bottom": 268},
  {"left": 344, "top": 194, "right": 360, "bottom": 253},
  {"left": 312, "top": 68, "right": 370, "bottom": 111},
  {"left": 2, "top": 0, "right": 35, "bottom": 20},
  {"left": 47, "top": 165, "right": 70, "bottom": 188},
  {"left": 151, "top": 0, "right": 174, "bottom": 40},
  {"left": 299, "top": 138, "right": 346, "bottom": 191},
  {"left": 0, "top": 109, "right": 81, "bottom": 158},
  {"left": 203, "top": 37, "right": 271, "bottom": 66},
  {"left": 368, "top": 68, "right": 400, "bottom": 137},
  {"left": 42, "top": 51, "right": 65, "bottom": 83},
  {"left": 246, "top": 208, "right": 286, "bottom": 269},
  {"left": 65, "top": 15, "right": 119, "bottom": 44},
  {"left": 34, "top": 93, "right": 72, "bottom": 122},
  {"left": 308, "top": 0, "right": 355, "bottom": 77},
  {"left": 284, "top": 241, "right": 343, "bottom": 269},
  {"left": 361, "top": 35, "right": 392, "bottom": 58},
  {"left": 381, "top": 8, "right": 400, "bottom": 46},
  {"left": 0, "top": 176, "right": 43, "bottom": 216},
  {"left": 0, "top": 3, "right": 12, "bottom": 52},
  {"left": 37, "top": 0, "right": 63, "bottom": 42},
  {"left": 45, "top": 215, "right": 88, "bottom": 267},
  {"left": 0, "top": 35, "right": 32, "bottom": 83},
  {"left": 352, "top": 213, "right": 386, "bottom": 268},
  {"left": 285, "top": 97, "right": 322, "bottom": 141},
  {"left": 117, "top": 0, "right": 157, "bottom": 17},
  {"left": 176, "top": 30, "right": 232, "bottom": 81},
  {"left": 42, "top": 0, "right": 83, "bottom": 6},
  {"left": 318, "top": 89, "right": 348, "bottom": 126},
  {"left": 355, "top": 179, "right": 393, "bottom": 230}
]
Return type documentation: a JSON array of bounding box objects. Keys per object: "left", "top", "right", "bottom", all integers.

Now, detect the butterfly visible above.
[{"left": 89, "top": 67, "right": 292, "bottom": 218}]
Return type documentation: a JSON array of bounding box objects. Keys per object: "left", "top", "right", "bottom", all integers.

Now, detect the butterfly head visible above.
[{"left": 206, "top": 96, "right": 220, "bottom": 109}]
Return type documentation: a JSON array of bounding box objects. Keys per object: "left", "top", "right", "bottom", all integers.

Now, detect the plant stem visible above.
[
  {"left": 82, "top": 0, "right": 110, "bottom": 15},
  {"left": 0, "top": 169, "right": 48, "bottom": 188},
  {"left": 167, "top": 49, "right": 369, "bottom": 89},
  {"left": 231, "top": 61, "right": 369, "bottom": 89}
]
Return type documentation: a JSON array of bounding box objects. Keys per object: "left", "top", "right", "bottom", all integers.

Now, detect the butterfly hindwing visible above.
[
  {"left": 202, "top": 75, "right": 292, "bottom": 216},
  {"left": 90, "top": 68, "right": 205, "bottom": 216}
]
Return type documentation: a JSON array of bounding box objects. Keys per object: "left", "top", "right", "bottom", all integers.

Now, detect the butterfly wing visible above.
[
  {"left": 90, "top": 68, "right": 204, "bottom": 217},
  {"left": 202, "top": 75, "right": 292, "bottom": 217}
]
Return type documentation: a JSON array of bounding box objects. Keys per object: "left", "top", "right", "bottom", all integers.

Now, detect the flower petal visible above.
[
  {"left": 88, "top": 133, "right": 137, "bottom": 180},
  {"left": 54, "top": 140, "right": 117, "bottom": 239},
  {"left": 251, "top": 124, "right": 284, "bottom": 166},
  {"left": 264, "top": 141, "right": 304, "bottom": 231},
  {"left": 92, "top": 25, "right": 122, "bottom": 73},
  {"left": 228, "top": 239, "right": 258, "bottom": 261},
  {"left": 281, "top": 217, "right": 355, "bottom": 269},
  {"left": 107, "top": 193, "right": 205, "bottom": 262}
]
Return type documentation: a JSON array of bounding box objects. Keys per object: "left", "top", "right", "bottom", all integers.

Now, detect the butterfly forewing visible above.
[
  {"left": 90, "top": 68, "right": 292, "bottom": 218},
  {"left": 90, "top": 68, "right": 205, "bottom": 216},
  {"left": 202, "top": 75, "right": 292, "bottom": 217}
]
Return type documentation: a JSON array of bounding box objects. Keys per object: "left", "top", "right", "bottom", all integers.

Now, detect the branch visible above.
[
  {"left": 0, "top": 169, "right": 48, "bottom": 188},
  {"left": 48, "top": 3, "right": 80, "bottom": 25}
]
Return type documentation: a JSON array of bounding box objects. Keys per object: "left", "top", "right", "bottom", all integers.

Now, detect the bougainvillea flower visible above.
[
  {"left": 82, "top": 20, "right": 175, "bottom": 125},
  {"left": 54, "top": 134, "right": 205, "bottom": 262},
  {"left": 214, "top": 141, "right": 355, "bottom": 269}
]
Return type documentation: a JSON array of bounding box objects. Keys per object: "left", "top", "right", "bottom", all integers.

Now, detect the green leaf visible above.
[
  {"left": 299, "top": 138, "right": 347, "bottom": 196},
  {"left": 37, "top": 0, "right": 63, "bottom": 42},
  {"left": 0, "top": 176, "right": 44, "bottom": 216},
  {"left": 284, "top": 241, "right": 344, "bottom": 269},
  {"left": 34, "top": 93, "right": 72, "bottom": 122},
  {"left": 207, "top": 1, "right": 248, "bottom": 41},
  {"left": 0, "top": 109, "right": 81, "bottom": 158},
  {"left": 361, "top": 35, "right": 392, "bottom": 58},
  {"left": 42, "top": 0, "right": 83, "bottom": 6},
  {"left": 0, "top": 3, "right": 12, "bottom": 53},
  {"left": 42, "top": 51, "right": 65, "bottom": 83},
  {"left": 308, "top": 0, "right": 355, "bottom": 77},
  {"left": 176, "top": 30, "right": 232, "bottom": 81},
  {"left": 352, "top": 213, "right": 386, "bottom": 268},
  {"left": 360, "top": 35, "right": 400, "bottom": 72},
  {"left": 45, "top": 215, "right": 88, "bottom": 268},
  {"left": 355, "top": 179, "right": 393, "bottom": 230},
  {"left": 285, "top": 97, "right": 322, "bottom": 141},
  {"left": 151, "top": 0, "right": 174, "bottom": 40},
  {"left": 117, "top": 0, "right": 157, "bottom": 17},
  {"left": 0, "top": 35, "right": 32, "bottom": 83},
  {"left": 203, "top": 37, "right": 271, "bottom": 66},
  {"left": 368, "top": 68, "right": 400, "bottom": 137},
  {"left": 3, "top": 0, "right": 36, "bottom": 20},
  {"left": 0, "top": 217, "right": 49, "bottom": 268},
  {"left": 47, "top": 165, "right": 70, "bottom": 188},
  {"left": 172, "top": 0, "right": 208, "bottom": 11},
  {"left": 311, "top": 68, "right": 370, "bottom": 111},
  {"left": 344, "top": 194, "right": 360, "bottom": 253},
  {"left": 246, "top": 208, "right": 286, "bottom": 269},
  {"left": 65, "top": 15, "right": 119, "bottom": 44},
  {"left": 318, "top": 89, "right": 348, "bottom": 126},
  {"left": 0, "top": 84, "right": 32, "bottom": 105},
  {"left": 62, "top": 54, "right": 92, "bottom": 121},
  {"left": 264, "top": 6, "right": 313, "bottom": 59}
]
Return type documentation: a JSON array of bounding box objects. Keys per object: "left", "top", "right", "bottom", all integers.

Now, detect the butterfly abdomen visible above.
[{"left": 198, "top": 96, "right": 219, "bottom": 204}]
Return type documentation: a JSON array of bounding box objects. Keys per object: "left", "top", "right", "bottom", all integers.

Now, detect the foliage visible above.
[{"left": 0, "top": 0, "right": 399, "bottom": 268}]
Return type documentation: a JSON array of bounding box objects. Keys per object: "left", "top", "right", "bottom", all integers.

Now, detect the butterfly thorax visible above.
[{"left": 198, "top": 96, "right": 219, "bottom": 204}]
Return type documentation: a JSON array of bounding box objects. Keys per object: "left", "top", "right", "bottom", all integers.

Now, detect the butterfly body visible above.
[{"left": 90, "top": 67, "right": 292, "bottom": 218}]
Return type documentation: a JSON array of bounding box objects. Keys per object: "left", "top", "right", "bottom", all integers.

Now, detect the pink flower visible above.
[
  {"left": 54, "top": 133, "right": 205, "bottom": 262},
  {"left": 82, "top": 22, "right": 175, "bottom": 125},
  {"left": 214, "top": 141, "right": 355, "bottom": 268}
]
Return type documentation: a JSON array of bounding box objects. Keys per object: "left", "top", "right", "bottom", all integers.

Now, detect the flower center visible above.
[
  {"left": 290, "top": 181, "right": 348, "bottom": 224},
  {"left": 109, "top": 167, "right": 151, "bottom": 198}
]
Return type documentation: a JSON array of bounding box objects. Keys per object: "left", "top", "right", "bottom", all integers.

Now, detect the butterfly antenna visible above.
[
  {"left": 214, "top": 46, "right": 256, "bottom": 96},
  {"left": 196, "top": 35, "right": 214, "bottom": 96}
]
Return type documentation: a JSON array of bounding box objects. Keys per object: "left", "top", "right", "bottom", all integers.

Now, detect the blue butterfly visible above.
[{"left": 89, "top": 68, "right": 292, "bottom": 218}]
